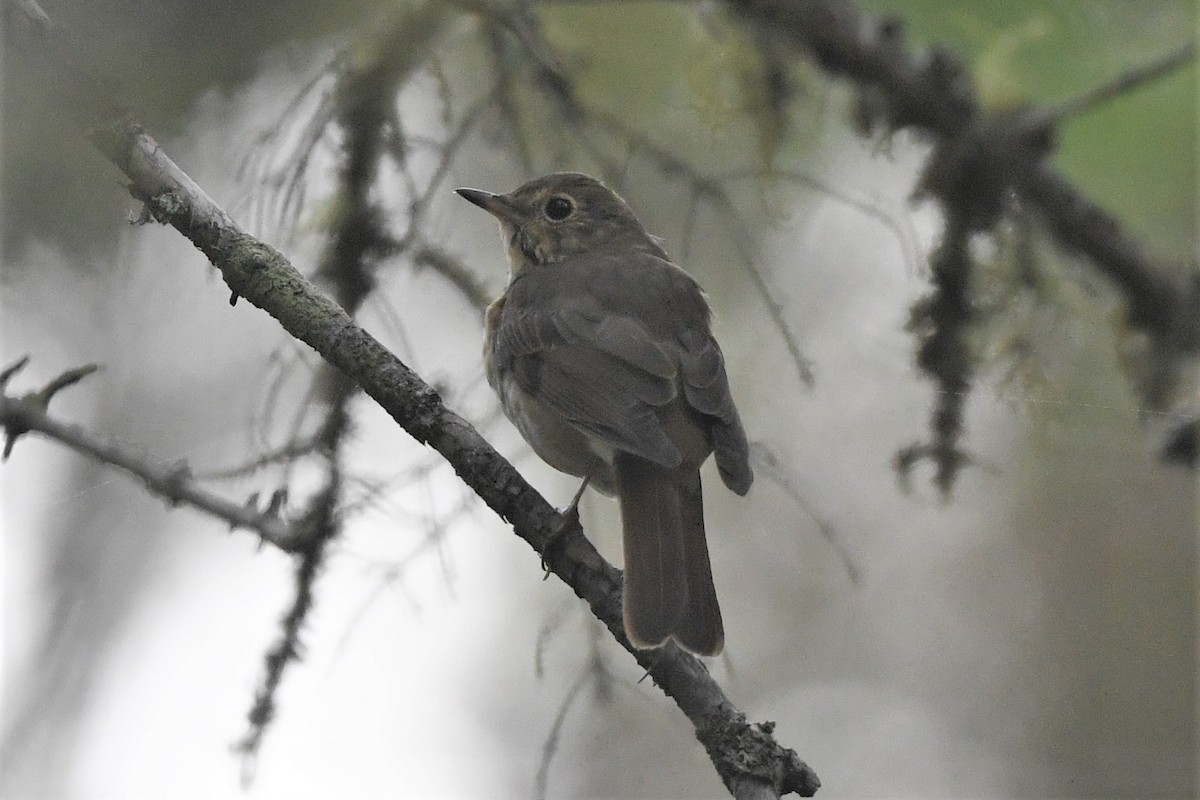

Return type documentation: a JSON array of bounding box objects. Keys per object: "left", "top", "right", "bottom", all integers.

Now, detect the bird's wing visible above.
[
  {"left": 492, "top": 299, "right": 683, "bottom": 467},
  {"left": 675, "top": 326, "right": 752, "bottom": 494},
  {"left": 493, "top": 252, "right": 750, "bottom": 483}
]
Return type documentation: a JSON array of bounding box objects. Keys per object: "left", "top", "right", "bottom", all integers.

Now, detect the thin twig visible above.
[
  {"left": 1051, "top": 41, "right": 1196, "bottom": 121},
  {"left": 535, "top": 667, "right": 591, "bottom": 800},
  {"left": 0, "top": 391, "right": 295, "bottom": 547}
]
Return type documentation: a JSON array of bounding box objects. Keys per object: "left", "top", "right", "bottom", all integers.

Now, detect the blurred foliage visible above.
[
  {"left": 858, "top": 0, "right": 1196, "bottom": 256},
  {"left": 538, "top": 4, "right": 814, "bottom": 171},
  {"left": 6, "top": 0, "right": 1192, "bottom": 267},
  {"left": 2, "top": 0, "right": 391, "bottom": 259}
]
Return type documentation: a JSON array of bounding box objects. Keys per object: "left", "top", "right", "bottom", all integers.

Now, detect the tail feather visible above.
[
  {"left": 672, "top": 470, "right": 723, "bottom": 655},
  {"left": 614, "top": 452, "right": 723, "bottom": 656}
]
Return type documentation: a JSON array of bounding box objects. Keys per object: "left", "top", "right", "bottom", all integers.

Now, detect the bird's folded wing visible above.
[
  {"left": 535, "top": 348, "right": 682, "bottom": 468},
  {"left": 676, "top": 328, "right": 736, "bottom": 422},
  {"left": 492, "top": 253, "right": 750, "bottom": 487},
  {"left": 492, "top": 304, "right": 683, "bottom": 468}
]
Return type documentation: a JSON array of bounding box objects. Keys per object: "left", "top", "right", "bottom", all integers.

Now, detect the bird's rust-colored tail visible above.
[{"left": 614, "top": 452, "right": 724, "bottom": 656}]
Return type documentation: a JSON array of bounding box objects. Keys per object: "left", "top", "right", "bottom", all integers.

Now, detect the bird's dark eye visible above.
[{"left": 544, "top": 196, "right": 574, "bottom": 221}]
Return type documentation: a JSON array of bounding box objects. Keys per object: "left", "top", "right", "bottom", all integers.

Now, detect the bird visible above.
[{"left": 456, "top": 172, "right": 752, "bottom": 656}]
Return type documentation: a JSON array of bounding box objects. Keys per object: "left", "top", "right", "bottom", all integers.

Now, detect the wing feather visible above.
[{"left": 492, "top": 252, "right": 750, "bottom": 486}]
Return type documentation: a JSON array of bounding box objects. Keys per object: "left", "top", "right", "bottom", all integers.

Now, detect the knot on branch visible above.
[
  {"left": 158, "top": 461, "right": 193, "bottom": 506},
  {"left": 919, "top": 108, "right": 1056, "bottom": 230},
  {"left": 144, "top": 190, "right": 188, "bottom": 225},
  {"left": 697, "top": 707, "right": 820, "bottom": 797},
  {"left": 1161, "top": 417, "right": 1199, "bottom": 468},
  {"left": 853, "top": 23, "right": 975, "bottom": 137},
  {"left": 0, "top": 357, "right": 99, "bottom": 459}
]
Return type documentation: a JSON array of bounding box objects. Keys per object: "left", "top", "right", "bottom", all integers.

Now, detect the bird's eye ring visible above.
[{"left": 543, "top": 196, "right": 574, "bottom": 221}]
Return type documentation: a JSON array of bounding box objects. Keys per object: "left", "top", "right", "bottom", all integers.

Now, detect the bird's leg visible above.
[
  {"left": 562, "top": 475, "right": 592, "bottom": 521},
  {"left": 542, "top": 476, "right": 592, "bottom": 577}
]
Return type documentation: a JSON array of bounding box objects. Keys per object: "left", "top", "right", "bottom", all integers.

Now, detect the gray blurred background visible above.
[{"left": 2, "top": 1, "right": 1195, "bottom": 798}]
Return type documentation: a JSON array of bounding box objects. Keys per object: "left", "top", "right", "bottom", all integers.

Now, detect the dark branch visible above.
[
  {"left": 725, "top": 0, "right": 1195, "bottom": 486},
  {"left": 726, "top": 0, "right": 1195, "bottom": 352}
]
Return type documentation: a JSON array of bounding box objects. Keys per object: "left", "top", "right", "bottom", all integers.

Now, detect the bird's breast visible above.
[{"left": 494, "top": 367, "right": 616, "bottom": 494}]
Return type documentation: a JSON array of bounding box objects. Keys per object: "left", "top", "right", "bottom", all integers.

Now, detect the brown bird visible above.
[{"left": 457, "top": 173, "right": 752, "bottom": 656}]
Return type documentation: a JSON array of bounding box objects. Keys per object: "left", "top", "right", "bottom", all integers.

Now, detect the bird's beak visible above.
[{"left": 455, "top": 187, "right": 523, "bottom": 224}]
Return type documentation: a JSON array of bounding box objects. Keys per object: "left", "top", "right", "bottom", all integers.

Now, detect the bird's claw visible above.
[{"left": 541, "top": 477, "right": 591, "bottom": 577}]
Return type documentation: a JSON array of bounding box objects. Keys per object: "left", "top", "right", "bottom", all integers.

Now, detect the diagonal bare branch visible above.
[{"left": 84, "top": 105, "right": 818, "bottom": 800}]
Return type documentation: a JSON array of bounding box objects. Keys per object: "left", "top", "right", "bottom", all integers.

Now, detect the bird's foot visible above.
[{"left": 542, "top": 476, "right": 591, "bottom": 577}]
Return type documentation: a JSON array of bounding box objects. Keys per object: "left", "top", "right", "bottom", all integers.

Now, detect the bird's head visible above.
[{"left": 457, "top": 172, "right": 662, "bottom": 278}]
